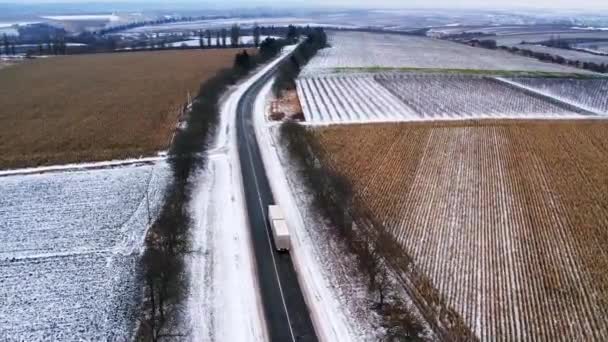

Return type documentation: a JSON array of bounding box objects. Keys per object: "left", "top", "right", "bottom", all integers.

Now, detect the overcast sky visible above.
[{"left": 11, "top": 0, "right": 608, "bottom": 10}]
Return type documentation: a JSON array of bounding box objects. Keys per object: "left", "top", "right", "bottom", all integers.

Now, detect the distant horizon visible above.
[{"left": 2, "top": 1, "right": 608, "bottom": 12}]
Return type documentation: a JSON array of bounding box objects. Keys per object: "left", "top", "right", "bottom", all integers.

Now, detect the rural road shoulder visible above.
[{"left": 235, "top": 53, "right": 318, "bottom": 342}]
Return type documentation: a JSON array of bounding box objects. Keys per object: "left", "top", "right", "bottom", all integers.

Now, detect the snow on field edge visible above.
[{"left": 0, "top": 154, "right": 167, "bottom": 177}]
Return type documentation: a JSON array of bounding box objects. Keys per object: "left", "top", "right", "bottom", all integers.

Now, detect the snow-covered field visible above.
[
  {"left": 296, "top": 73, "right": 587, "bottom": 125},
  {"left": 0, "top": 162, "right": 170, "bottom": 341},
  {"left": 296, "top": 74, "right": 417, "bottom": 123},
  {"left": 376, "top": 74, "right": 584, "bottom": 118},
  {"left": 302, "top": 31, "right": 589, "bottom": 76},
  {"left": 505, "top": 77, "right": 608, "bottom": 114}
]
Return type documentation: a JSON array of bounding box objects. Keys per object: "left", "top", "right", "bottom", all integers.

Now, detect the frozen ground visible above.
[
  {"left": 503, "top": 77, "right": 608, "bottom": 115},
  {"left": 302, "top": 31, "right": 590, "bottom": 76},
  {"left": 0, "top": 161, "right": 170, "bottom": 341},
  {"left": 296, "top": 73, "right": 588, "bottom": 125}
]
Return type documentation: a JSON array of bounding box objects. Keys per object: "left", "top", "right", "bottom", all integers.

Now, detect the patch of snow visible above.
[
  {"left": 0, "top": 155, "right": 167, "bottom": 177},
  {"left": 302, "top": 31, "right": 591, "bottom": 76},
  {"left": 497, "top": 77, "right": 608, "bottom": 115},
  {"left": 296, "top": 73, "right": 588, "bottom": 125},
  {"left": 0, "top": 161, "right": 171, "bottom": 340},
  {"left": 571, "top": 26, "right": 608, "bottom": 31},
  {"left": 42, "top": 14, "right": 120, "bottom": 22}
]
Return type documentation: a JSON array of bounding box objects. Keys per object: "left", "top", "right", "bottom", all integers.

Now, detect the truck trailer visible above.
[{"left": 268, "top": 205, "right": 291, "bottom": 252}]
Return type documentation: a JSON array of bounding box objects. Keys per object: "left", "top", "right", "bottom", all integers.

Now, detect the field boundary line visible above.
[{"left": 0, "top": 155, "right": 167, "bottom": 177}]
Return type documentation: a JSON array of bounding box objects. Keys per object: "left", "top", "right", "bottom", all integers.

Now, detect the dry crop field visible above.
[
  {"left": 0, "top": 49, "right": 248, "bottom": 169},
  {"left": 312, "top": 120, "right": 608, "bottom": 341}
]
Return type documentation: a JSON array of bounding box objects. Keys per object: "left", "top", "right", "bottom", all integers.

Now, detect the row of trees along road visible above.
[
  {"left": 137, "top": 35, "right": 290, "bottom": 341},
  {"left": 273, "top": 27, "right": 428, "bottom": 340},
  {"left": 279, "top": 122, "right": 428, "bottom": 341},
  {"left": 470, "top": 38, "right": 608, "bottom": 74},
  {"left": 196, "top": 23, "right": 299, "bottom": 49}
]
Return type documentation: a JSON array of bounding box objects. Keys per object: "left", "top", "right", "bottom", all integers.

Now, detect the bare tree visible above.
[
  {"left": 205, "top": 30, "right": 212, "bottom": 47},
  {"left": 230, "top": 24, "right": 240, "bottom": 48},
  {"left": 253, "top": 23, "right": 261, "bottom": 47},
  {"left": 221, "top": 28, "right": 227, "bottom": 47}
]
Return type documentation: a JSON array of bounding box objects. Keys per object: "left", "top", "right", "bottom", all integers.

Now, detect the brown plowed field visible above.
[
  {"left": 0, "top": 49, "right": 250, "bottom": 169},
  {"left": 312, "top": 119, "right": 608, "bottom": 341}
]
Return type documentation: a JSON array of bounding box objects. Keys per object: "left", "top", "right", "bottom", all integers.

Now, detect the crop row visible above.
[
  {"left": 312, "top": 120, "right": 608, "bottom": 341},
  {"left": 507, "top": 77, "right": 608, "bottom": 114},
  {"left": 376, "top": 74, "right": 581, "bottom": 119},
  {"left": 296, "top": 73, "right": 586, "bottom": 125},
  {"left": 296, "top": 75, "right": 417, "bottom": 123}
]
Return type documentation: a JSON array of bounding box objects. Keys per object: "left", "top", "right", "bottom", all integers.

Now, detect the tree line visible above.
[
  {"left": 279, "top": 122, "right": 427, "bottom": 341},
  {"left": 136, "top": 36, "right": 291, "bottom": 341},
  {"left": 468, "top": 38, "right": 608, "bottom": 74},
  {"left": 1, "top": 33, "right": 72, "bottom": 57},
  {"left": 2, "top": 34, "right": 16, "bottom": 56},
  {"left": 273, "top": 26, "right": 327, "bottom": 95},
  {"left": 511, "top": 45, "right": 608, "bottom": 73}
]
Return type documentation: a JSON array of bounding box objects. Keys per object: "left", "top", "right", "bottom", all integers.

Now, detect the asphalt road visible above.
[{"left": 236, "top": 63, "right": 318, "bottom": 342}]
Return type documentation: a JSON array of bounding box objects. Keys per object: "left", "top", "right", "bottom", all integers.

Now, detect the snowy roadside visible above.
[
  {"left": 184, "top": 46, "right": 297, "bottom": 341},
  {"left": 252, "top": 79, "right": 384, "bottom": 341}
]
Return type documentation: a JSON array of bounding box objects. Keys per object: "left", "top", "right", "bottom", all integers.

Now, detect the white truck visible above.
[{"left": 268, "top": 205, "right": 291, "bottom": 252}]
